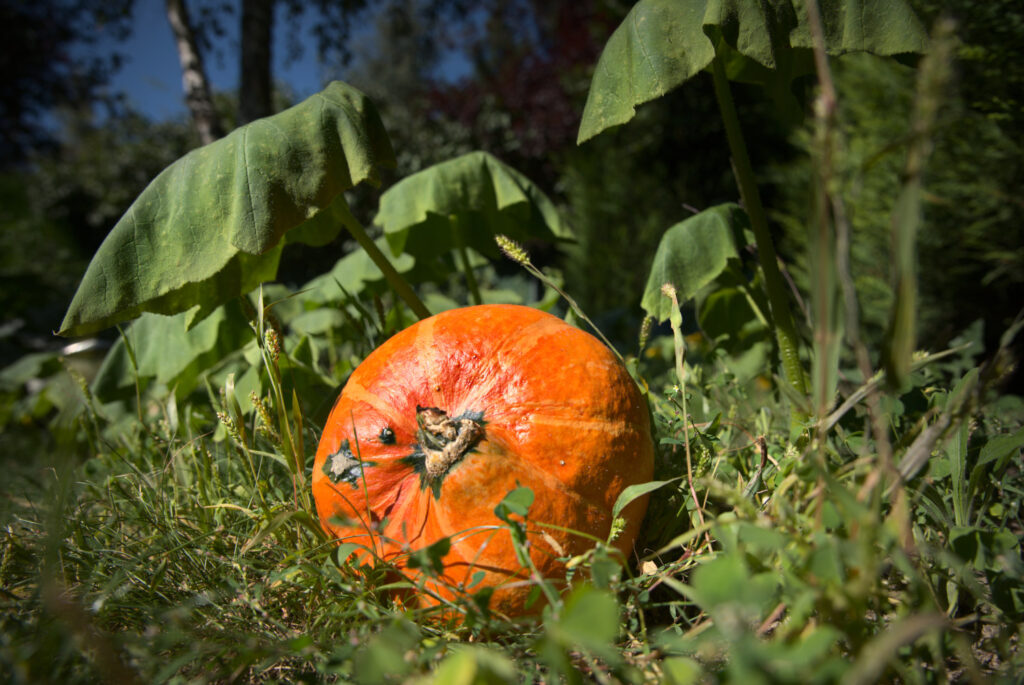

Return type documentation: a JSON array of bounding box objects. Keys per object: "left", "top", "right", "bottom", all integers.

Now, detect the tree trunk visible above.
[
  {"left": 165, "top": 0, "right": 223, "bottom": 144},
  {"left": 239, "top": 0, "right": 274, "bottom": 124}
]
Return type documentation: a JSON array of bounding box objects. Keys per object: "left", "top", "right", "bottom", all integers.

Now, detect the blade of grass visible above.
[{"left": 883, "top": 18, "right": 955, "bottom": 389}]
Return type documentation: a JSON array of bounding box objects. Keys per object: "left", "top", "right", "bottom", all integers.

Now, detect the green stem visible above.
[
  {"left": 342, "top": 215, "right": 432, "bottom": 320},
  {"left": 451, "top": 215, "right": 482, "bottom": 305},
  {"left": 116, "top": 324, "right": 144, "bottom": 426},
  {"left": 710, "top": 53, "right": 809, "bottom": 418}
]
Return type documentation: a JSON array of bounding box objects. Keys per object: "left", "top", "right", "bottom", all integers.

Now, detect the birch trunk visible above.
[{"left": 165, "top": 0, "right": 223, "bottom": 144}]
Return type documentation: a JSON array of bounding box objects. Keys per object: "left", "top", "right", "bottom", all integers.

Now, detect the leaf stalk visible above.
[
  {"left": 342, "top": 214, "right": 432, "bottom": 320},
  {"left": 710, "top": 52, "right": 809, "bottom": 423},
  {"left": 450, "top": 214, "right": 483, "bottom": 305}
]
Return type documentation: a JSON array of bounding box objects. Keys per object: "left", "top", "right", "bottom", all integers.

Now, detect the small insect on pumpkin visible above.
[{"left": 312, "top": 304, "right": 655, "bottom": 616}]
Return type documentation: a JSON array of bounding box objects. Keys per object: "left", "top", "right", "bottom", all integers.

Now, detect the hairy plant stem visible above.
[
  {"left": 342, "top": 215, "right": 432, "bottom": 320},
  {"left": 710, "top": 54, "right": 809, "bottom": 424},
  {"left": 116, "top": 324, "right": 144, "bottom": 426}
]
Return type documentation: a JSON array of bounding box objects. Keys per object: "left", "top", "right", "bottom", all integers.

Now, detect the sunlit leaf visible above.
[
  {"left": 641, "top": 204, "right": 746, "bottom": 322},
  {"left": 92, "top": 300, "right": 254, "bottom": 400},
  {"left": 493, "top": 486, "right": 534, "bottom": 523},
  {"left": 578, "top": 0, "right": 928, "bottom": 142},
  {"left": 302, "top": 236, "right": 417, "bottom": 304},
  {"left": 611, "top": 478, "right": 678, "bottom": 520},
  {"left": 374, "top": 151, "right": 571, "bottom": 260},
  {"left": 59, "top": 81, "right": 395, "bottom": 337}
]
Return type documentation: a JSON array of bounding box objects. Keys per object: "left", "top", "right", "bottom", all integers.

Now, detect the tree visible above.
[
  {"left": 165, "top": 0, "right": 375, "bottom": 136},
  {"left": 1, "top": 108, "right": 197, "bottom": 362},
  {"left": 165, "top": 0, "right": 224, "bottom": 144},
  {"left": 239, "top": 0, "right": 274, "bottom": 123},
  {"left": 0, "top": 0, "right": 133, "bottom": 166}
]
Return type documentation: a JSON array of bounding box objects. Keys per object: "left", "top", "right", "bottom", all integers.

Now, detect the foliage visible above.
[
  {"left": 577, "top": 0, "right": 927, "bottom": 143},
  {"left": 913, "top": 0, "right": 1024, "bottom": 142},
  {"left": 2, "top": 1, "right": 1024, "bottom": 682},
  {"left": 641, "top": 203, "right": 746, "bottom": 322},
  {"left": 560, "top": 82, "right": 741, "bottom": 340},
  {"left": 374, "top": 151, "right": 572, "bottom": 299},
  {"left": 58, "top": 82, "right": 396, "bottom": 338},
  {"left": 1, "top": 110, "right": 199, "bottom": 366},
  {"left": 0, "top": 0, "right": 133, "bottom": 164},
  {"left": 769, "top": 50, "right": 1024, "bottom": 388}
]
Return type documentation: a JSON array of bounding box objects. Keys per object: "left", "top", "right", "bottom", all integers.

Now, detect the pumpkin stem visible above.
[{"left": 416, "top": 406, "right": 484, "bottom": 481}]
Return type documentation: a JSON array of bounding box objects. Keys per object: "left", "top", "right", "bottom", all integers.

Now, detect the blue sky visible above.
[
  {"left": 108, "top": 1, "right": 326, "bottom": 121},
  {"left": 105, "top": 1, "right": 472, "bottom": 122}
]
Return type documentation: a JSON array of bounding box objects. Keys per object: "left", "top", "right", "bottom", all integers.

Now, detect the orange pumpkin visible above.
[{"left": 312, "top": 304, "right": 654, "bottom": 616}]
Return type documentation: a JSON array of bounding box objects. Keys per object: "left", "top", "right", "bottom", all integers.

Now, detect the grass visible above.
[{"left": 1, "top": 290, "right": 1022, "bottom": 683}]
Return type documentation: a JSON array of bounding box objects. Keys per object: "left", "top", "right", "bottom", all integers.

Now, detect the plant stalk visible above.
[
  {"left": 451, "top": 215, "right": 483, "bottom": 305},
  {"left": 710, "top": 53, "right": 809, "bottom": 420},
  {"left": 342, "top": 215, "right": 432, "bottom": 320}
]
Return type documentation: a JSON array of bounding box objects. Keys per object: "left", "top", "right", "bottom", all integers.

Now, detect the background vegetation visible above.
[{"left": 1, "top": 0, "right": 1022, "bottom": 682}]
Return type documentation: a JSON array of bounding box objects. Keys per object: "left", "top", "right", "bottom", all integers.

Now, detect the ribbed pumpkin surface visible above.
[{"left": 312, "top": 304, "right": 654, "bottom": 615}]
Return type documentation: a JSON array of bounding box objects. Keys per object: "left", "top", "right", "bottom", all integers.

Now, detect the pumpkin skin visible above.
[{"left": 312, "top": 304, "right": 654, "bottom": 616}]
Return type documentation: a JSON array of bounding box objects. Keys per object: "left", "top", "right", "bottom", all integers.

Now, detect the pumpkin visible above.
[{"left": 312, "top": 304, "right": 654, "bottom": 615}]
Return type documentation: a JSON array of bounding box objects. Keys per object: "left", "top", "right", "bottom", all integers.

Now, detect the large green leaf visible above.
[
  {"left": 92, "top": 300, "right": 254, "bottom": 400},
  {"left": 301, "top": 237, "right": 417, "bottom": 304},
  {"left": 641, "top": 204, "right": 746, "bottom": 322},
  {"left": 578, "top": 0, "right": 928, "bottom": 143},
  {"left": 59, "top": 81, "right": 395, "bottom": 337},
  {"left": 0, "top": 352, "right": 64, "bottom": 391},
  {"left": 373, "top": 151, "right": 571, "bottom": 260}
]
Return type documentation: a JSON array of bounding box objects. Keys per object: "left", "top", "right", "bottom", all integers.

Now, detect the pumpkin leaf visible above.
[
  {"left": 578, "top": 0, "right": 928, "bottom": 143},
  {"left": 0, "top": 352, "right": 64, "bottom": 391},
  {"left": 92, "top": 300, "right": 254, "bottom": 400},
  {"left": 301, "top": 236, "right": 417, "bottom": 305},
  {"left": 59, "top": 81, "right": 395, "bottom": 337},
  {"left": 641, "top": 204, "right": 747, "bottom": 322},
  {"left": 374, "top": 151, "right": 571, "bottom": 261}
]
